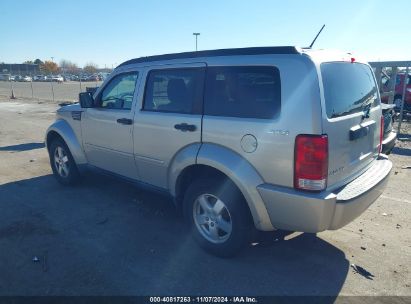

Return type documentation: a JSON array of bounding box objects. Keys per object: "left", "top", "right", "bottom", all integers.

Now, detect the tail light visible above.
[
  {"left": 294, "top": 135, "right": 328, "bottom": 191},
  {"left": 379, "top": 115, "right": 384, "bottom": 154}
]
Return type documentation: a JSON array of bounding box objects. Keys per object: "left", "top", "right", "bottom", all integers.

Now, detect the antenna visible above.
[{"left": 309, "top": 24, "right": 325, "bottom": 48}]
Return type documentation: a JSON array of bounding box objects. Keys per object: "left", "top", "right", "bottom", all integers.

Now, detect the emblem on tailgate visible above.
[
  {"left": 267, "top": 129, "right": 289, "bottom": 136},
  {"left": 329, "top": 166, "right": 344, "bottom": 176}
]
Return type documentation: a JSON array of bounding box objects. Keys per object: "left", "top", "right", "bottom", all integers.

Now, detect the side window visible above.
[
  {"left": 99, "top": 72, "right": 138, "bottom": 110},
  {"left": 204, "top": 66, "right": 281, "bottom": 119},
  {"left": 143, "top": 68, "right": 204, "bottom": 114}
]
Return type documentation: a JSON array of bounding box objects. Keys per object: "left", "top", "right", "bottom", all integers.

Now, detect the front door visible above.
[
  {"left": 82, "top": 71, "right": 140, "bottom": 179},
  {"left": 133, "top": 64, "right": 205, "bottom": 189}
]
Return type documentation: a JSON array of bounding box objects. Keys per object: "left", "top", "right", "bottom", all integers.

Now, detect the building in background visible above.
[{"left": 0, "top": 63, "right": 40, "bottom": 76}]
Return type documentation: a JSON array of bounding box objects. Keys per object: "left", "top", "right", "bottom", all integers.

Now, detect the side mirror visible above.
[{"left": 79, "top": 92, "right": 94, "bottom": 108}]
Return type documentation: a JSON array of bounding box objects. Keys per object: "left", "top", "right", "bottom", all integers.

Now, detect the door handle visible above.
[
  {"left": 117, "top": 118, "right": 133, "bottom": 125},
  {"left": 174, "top": 123, "right": 197, "bottom": 132}
]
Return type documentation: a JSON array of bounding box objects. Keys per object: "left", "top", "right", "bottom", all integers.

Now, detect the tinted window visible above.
[
  {"left": 143, "top": 68, "right": 204, "bottom": 114},
  {"left": 99, "top": 72, "right": 138, "bottom": 110},
  {"left": 321, "top": 63, "right": 378, "bottom": 118},
  {"left": 204, "top": 66, "right": 281, "bottom": 119}
]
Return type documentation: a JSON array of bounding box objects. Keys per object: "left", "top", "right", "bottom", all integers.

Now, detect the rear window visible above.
[
  {"left": 143, "top": 68, "right": 204, "bottom": 114},
  {"left": 321, "top": 62, "right": 378, "bottom": 119},
  {"left": 204, "top": 66, "right": 281, "bottom": 119}
]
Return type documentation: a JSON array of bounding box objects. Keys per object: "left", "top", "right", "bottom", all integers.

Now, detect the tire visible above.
[
  {"left": 49, "top": 139, "right": 79, "bottom": 185},
  {"left": 183, "top": 178, "right": 252, "bottom": 257}
]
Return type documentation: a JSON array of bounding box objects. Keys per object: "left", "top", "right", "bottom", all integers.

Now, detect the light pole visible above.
[
  {"left": 193, "top": 33, "right": 200, "bottom": 51},
  {"left": 50, "top": 57, "right": 55, "bottom": 102}
]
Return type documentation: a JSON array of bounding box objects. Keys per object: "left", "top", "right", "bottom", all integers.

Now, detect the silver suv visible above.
[{"left": 46, "top": 47, "right": 392, "bottom": 256}]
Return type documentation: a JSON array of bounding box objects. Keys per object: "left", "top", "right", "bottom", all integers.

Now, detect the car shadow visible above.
[
  {"left": 0, "top": 142, "right": 45, "bottom": 152},
  {"left": 0, "top": 173, "right": 349, "bottom": 298}
]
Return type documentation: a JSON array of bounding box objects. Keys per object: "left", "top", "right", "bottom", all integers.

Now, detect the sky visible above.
[{"left": 0, "top": 0, "right": 410, "bottom": 68}]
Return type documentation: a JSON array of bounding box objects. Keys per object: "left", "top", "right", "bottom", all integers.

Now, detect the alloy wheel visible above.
[
  {"left": 54, "top": 146, "right": 69, "bottom": 177},
  {"left": 193, "top": 193, "right": 233, "bottom": 244}
]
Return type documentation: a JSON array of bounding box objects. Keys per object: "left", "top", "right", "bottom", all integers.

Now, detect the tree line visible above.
[{"left": 22, "top": 59, "right": 106, "bottom": 74}]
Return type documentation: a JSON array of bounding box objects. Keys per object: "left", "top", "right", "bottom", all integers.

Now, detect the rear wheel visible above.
[
  {"left": 49, "top": 139, "right": 79, "bottom": 185},
  {"left": 183, "top": 178, "right": 252, "bottom": 257}
]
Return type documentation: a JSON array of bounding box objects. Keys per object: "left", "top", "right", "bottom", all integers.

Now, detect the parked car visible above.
[
  {"left": 14, "top": 75, "right": 23, "bottom": 82},
  {"left": 45, "top": 47, "right": 392, "bottom": 257},
  {"left": 381, "top": 103, "right": 397, "bottom": 154},
  {"left": 21, "top": 76, "right": 32, "bottom": 82},
  {"left": 381, "top": 73, "right": 411, "bottom": 112},
  {"left": 56, "top": 75, "right": 64, "bottom": 83},
  {"left": 0, "top": 74, "right": 11, "bottom": 81},
  {"left": 87, "top": 74, "right": 100, "bottom": 81},
  {"left": 34, "top": 75, "right": 47, "bottom": 82},
  {"left": 79, "top": 75, "right": 89, "bottom": 81},
  {"left": 99, "top": 72, "right": 110, "bottom": 81},
  {"left": 50, "top": 75, "right": 64, "bottom": 83}
]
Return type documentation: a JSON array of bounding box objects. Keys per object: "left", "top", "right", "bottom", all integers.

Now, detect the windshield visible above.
[{"left": 321, "top": 62, "right": 378, "bottom": 119}]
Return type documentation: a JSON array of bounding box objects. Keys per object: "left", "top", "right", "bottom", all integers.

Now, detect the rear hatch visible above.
[{"left": 320, "top": 62, "right": 382, "bottom": 190}]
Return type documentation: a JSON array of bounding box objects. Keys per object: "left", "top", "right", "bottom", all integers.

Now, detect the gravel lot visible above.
[{"left": 0, "top": 96, "right": 410, "bottom": 297}]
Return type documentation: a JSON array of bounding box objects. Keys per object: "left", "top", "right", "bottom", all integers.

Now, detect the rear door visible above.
[
  {"left": 320, "top": 62, "right": 382, "bottom": 189},
  {"left": 133, "top": 64, "right": 205, "bottom": 189}
]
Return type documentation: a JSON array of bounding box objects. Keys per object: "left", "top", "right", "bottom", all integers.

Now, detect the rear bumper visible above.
[
  {"left": 257, "top": 157, "right": 392, "bottom": 233},
  {"left": 382, "top": 131, "right": 397, "bottom": 154}
]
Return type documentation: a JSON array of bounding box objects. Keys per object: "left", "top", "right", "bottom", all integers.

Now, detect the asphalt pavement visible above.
[{"left": 0, "top": 97, "right": 410, "bottom": 296}]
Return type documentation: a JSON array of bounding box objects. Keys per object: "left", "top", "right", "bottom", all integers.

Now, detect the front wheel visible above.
[
  {"left": 49, "top": 139, "right": 79, "bottom": 185},
  {"left": 183, "top": 178, "right": 252, "bottom": 257}
]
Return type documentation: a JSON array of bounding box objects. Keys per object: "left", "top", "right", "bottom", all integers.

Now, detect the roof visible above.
[{"left": 118, "top": 46, "right": 300, "bottom": 67}]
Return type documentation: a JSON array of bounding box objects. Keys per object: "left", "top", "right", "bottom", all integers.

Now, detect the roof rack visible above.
[{"left": 118, "top": 46, "right": 299, "bottom": 67}]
